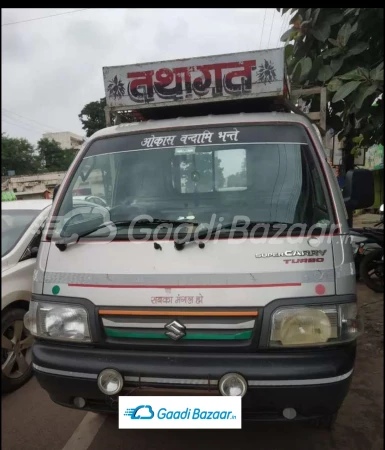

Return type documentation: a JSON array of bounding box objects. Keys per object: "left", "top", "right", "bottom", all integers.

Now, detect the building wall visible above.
[
  {"left": 16, "top": 192, "right": 50, "bottom": 201},
  {"left": 2, "top": 169, "right": 107, "bottom": 202},
  {"left": 43, "top": 132, "right": 84, "bottom": 150},
  {"left": 2, "top": 172, "right": 66, "bottom": 199}
]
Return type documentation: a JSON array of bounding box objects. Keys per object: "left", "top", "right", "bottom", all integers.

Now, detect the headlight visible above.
[
  {"left": 339, "top": 303, "right": 362, "bottom": 341},
  {"left": 269, "top": 303, "right": 362, "bottom": 347},
  {"left": 24, "top": 301, "right": 91, "bottom": 342}
]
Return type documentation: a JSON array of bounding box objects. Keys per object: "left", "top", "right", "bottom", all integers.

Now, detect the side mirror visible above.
[
  {"left": 61, "top": 213, "right": 104, "bottom": 239},
  {"left": 30, "top": 247, "right": 39, "bottom": 258},
  {"left": 19, "top": 246, "right": 39, "bottom": 262},
  {"left": 53, "top": 184, "right": 60, "bottom": 201},
  {"left": 343, "top": 169, "right": 374, "bottom": 211}
]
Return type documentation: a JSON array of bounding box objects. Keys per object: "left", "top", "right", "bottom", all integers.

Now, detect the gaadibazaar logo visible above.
[
  {"left": 119, "top": 396, "right": 241, "bottom": 429},
  {"left": 124, "top": 405, "right": 237, "bottom": 421},
  {"left": 46, "top": 209, "right": 344, "bottom": 247}
]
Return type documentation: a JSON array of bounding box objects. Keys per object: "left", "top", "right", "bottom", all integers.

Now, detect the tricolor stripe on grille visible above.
[{"left": 100, "top": 310, "right": 258, "bottom": 341}]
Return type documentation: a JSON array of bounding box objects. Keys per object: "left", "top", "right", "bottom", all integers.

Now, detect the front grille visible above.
[{"left": 98, "top": 308, "right": 261, "bottom": 352}]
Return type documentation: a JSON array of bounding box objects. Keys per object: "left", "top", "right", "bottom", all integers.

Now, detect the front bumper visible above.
[{"left": 33, "top": 341, "right": 355, "bottom": 421}]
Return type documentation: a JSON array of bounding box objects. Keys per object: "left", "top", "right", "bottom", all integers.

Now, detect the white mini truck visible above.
[{"left": 25, "top": 48, "right": 374, "bottom": 427}]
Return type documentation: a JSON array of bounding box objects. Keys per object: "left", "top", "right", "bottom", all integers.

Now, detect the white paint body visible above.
[
  {"left": 36, "top": 114, "right": 353, "bottom": 309},
  {"left": 2, "top": 200, "right": 51, "bottom": 311}
]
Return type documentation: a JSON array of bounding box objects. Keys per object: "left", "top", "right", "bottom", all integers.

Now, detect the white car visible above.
[
  {"left": 72, "top": 195, "right": 107, "bottom": 207},
  {"left": 1, "top": 199, "right": 51, "bottom": 392}
]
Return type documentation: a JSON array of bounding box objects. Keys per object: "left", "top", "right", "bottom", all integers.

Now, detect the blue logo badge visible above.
[{"left": 124, "top": 405, "right": 155, "bottom": 420}]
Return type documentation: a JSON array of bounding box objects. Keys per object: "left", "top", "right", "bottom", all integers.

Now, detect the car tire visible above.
[{"left": 1, "top": 308, "right": 34, "bottom": 393}]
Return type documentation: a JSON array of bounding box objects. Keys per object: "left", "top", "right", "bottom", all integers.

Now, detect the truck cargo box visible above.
[{"left": 103, "top": 48, "right": 289, "bottom": 121}]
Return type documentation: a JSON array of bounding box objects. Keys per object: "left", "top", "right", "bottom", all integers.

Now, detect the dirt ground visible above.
[
  {"left": 353, "top": 213, "right": 382, "bottom": 228},
  {"left": 349, "top": 213, "right": 383, "bottom": 448},
  {"left": 334, "top": 282, "right": 384, "bottom": 450}
]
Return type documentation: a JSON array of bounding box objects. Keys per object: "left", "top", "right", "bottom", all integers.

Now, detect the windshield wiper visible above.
[
  {"left": 55, "top": 218, "right": 198, "bottom": 251},
  {"left": 173, "top": 221, "right": 295, "bottom": 250}
]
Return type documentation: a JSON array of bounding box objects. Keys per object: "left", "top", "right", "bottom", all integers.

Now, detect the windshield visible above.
[
  {"left": 2, "top": 209, "right": 40, "bottom": 257},
  {"left": 53, "top": 124, "right": 332, "bottom": 240}
]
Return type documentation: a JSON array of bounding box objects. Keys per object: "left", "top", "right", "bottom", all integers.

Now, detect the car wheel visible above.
[{"left": 1, "top": 308, "right": 34, "bottom": 393}]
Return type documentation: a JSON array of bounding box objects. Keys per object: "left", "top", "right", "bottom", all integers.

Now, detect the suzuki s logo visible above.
[{"left": 164, "top": 320, "right": 186, "bottom": 341}]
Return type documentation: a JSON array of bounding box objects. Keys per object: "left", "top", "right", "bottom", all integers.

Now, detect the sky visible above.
[{"left": 2, "top": 8, "right": 289, "bottom": 145}]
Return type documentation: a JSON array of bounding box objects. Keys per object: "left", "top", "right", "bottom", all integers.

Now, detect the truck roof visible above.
[{"left": 90, "top": 112, "right": 312, "bottom": 142}]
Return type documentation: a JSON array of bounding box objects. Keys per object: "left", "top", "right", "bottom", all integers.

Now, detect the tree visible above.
[
  {"left": 278, "top": 8, "right": 383, "bottom": 159},
  {"left": 78, "top": 97, "right": 108, "bottom": 137},
  {"left": 227, "top": 159, "right": 247, "bottom": 188},
  {"left": 1, "top": 134, "right": 42, "bottom": 176},
  {"left": 78, "top": 97, "right": 143, "bottom": 137},
  {"left": 37, "top": 138, "right": 78, "bottom": 172},
  {"left": 1, "top": 133, "right": 77, "bottom": 177}
]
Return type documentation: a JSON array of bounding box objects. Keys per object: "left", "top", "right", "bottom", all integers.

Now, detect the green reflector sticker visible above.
[
  {"left": 104, "top": 328, "right": 252, "bottom": 340},
  {"left": 52, "top": 285, "right": 60, "bottom": 295}
]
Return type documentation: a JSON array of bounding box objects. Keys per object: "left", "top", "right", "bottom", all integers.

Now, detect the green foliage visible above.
[
  {"left": 278, "top": 8, "right": 383, "bottom": 151},
  {"left": 227, "top": 158, "right": 247, "bottom": 188},
  {"left": 78, "top": 97, "right": 107, "bottom": 138},
  {"left": 78, "top": 97, "right": 141, "bottom": 137},
  {"left": 2, "top": 133, "right": 78, "bottom": 177},
  {"left": 37, "top": 138, "right": 78, "bottom": 172},
  {"left": 1, "top": 134, "right": 42, "bottom": 176},
  {"left": 2, "top": 191, "right": 17, "bottom": 201}
]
